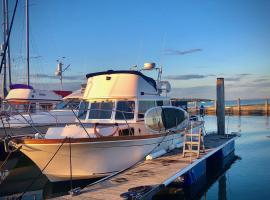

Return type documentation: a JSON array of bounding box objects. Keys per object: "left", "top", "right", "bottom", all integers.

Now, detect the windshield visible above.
[
  {"left": 55, "top": 100, "right": 80, "bottom": 110},
  {"left": 115, "top": 101, "right": 135, "bottom": 120},
  {"left": 78, "top": 101, "right": 89, "bottom": 119},
  {"left": 4, "top": 103, "right": 36, "bottom": 113},
  {"left": 88, "top": 101, "right": 114, "bottom": 119}
]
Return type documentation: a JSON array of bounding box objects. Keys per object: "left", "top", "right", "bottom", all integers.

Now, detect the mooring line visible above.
[
  {"left": 17, "top": 137, "right": 68, "bottom": 200},
  {"left": 79, "top": 107, "right": 196, "bottom": 194}
]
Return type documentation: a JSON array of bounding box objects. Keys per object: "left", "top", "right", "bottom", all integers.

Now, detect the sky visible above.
[{"left": 1, "top": 0, "right": 270, "bottom": 99}]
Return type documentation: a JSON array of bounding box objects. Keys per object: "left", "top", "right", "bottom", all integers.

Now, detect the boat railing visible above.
[
  {"left": 0, "top": 107, "right": 77, "bottom": 127},
  {"left": 0, "top": 103, "right": 45, "bottom": 137},
  {"left": 72, "top": 107, "right": 135, "bottom": 137},
  {"left": 0, "top": 103, "right": 136, "bottom": 138}
]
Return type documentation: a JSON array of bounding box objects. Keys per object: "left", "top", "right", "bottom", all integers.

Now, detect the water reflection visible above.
[
  {"left": 237, "top": 116, "right": 241, "bottom": 133},
  {"left": 218, "top": 175, "right": 226, "bottom": 200},
  {"left": 153, "top": 152, "right": 240, "bottom": 200},
  {"left": 265, "top": 116, "right": 269, "bottom": 130},
  {"left": 0, "top": 154, "right": 97, "bottom": 199},
  {"left": 1, "top": 116, "right": 270, "bottom": 199}
]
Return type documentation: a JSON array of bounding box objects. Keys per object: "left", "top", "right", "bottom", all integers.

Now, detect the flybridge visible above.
[
  {"left": 5, "top": 88, "right": 63, "bottom": 102},
  {"left": 85, "top": 70, "right": 157, "bottom": 91},
  {"left": 83, "top": 70, "right": 161, "bottom": 100}
]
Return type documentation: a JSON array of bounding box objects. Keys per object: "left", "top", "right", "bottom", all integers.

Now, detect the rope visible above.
[
  {"left": 0, "top": 145, "right": 21, "bottom": 175},
  {"left": 17, "top": 137, "right": 68, "bottom": 200},
  {"left": 94, "top": 123, "right": 119, "bottom": 137},
  {"left": 5, "top": 117, "right": 15, "bottom": 137},
  {"left": 0, "top": 149, "right": 13, "bottom": 171},
  {"left": 5, "top": 102, "right": 44, "bottom": 137},
  {"left": 69, "top": 138, "right": 73, "bottom": 191},
  {"left": 80, "top": 107, "right": 175, "bottom": 192},
  {"left": 0, "top": 116, "right": 9, "bottom": 138},
  {"left": 0, "top": 0, "right": 19, "bottom": 74},
  {"left": 81, "top": 129, "right": 173, "bottom": 192},
  {"left": 70, "top": 108, "right": 91, "bottom": 138}
]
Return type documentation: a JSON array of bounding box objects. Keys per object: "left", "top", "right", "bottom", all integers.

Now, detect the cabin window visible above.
[
  {"left": 119, "top": 128, "right": 134, "bottom": 136},
  {"left": 89, "top": 101, "right": 114, "bottom": 119},
  {"left": 78, "top": 101, "right": 89, "bottom": 119},
  {"left": 29, "top": 103, "right": 36, "bottom": 113},
  {"left": 55, "top": 100, "right": 80, "bottom": 110},
  {"left": 138, "top": 101, "right": 156, "bottom": 118},
  {"left": 68, "top": 101, "right": 80, "bottom": 109},
  {"left": 156, "top": 101, "right": 163, "bottom": 106},
  {"left": 163, "top": 100, "right": 171, "bottom": 106},
  {"left": 14, "top": 104, "right": 29, "bottom": 113},
  {"left": 115, "top": 101, "right": 135, "bottom": 120},
  {"left": 39, "top": 103, "right": 53, "bottom": 111}
]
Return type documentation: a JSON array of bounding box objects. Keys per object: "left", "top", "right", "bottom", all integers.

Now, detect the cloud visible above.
[
  {"left": 164, "top": 48, "right": 202, "bottom": 55},
  {"left": 253, "top": 78, "right": 269, "bottom": 83},
  {"left": 227, "top": 80, "right": 270, "bottom": 88},
  {"left": 32, "top": 81, "right": 83, "bottom": 91},
  {"left": 164, "top": 74, "right": 215, "bottom": 80},
  {"left": 238, "top": 73, "right": 251, "bottom": 76},
  {"left": 170, "top": 86, "right": 216, "bottom": 99},
  {"left": 0, "top": 81, "right": 84, "bottom": 97},
  {"left": 32, "top": 73, "right": 85, "bottom": 81},
  {"left": 170, "top": 82, "right": 270, "bottom": 100},
  {"left": 251, "top": 82, "right": 270, "bottom": 88},
  {"left": 225, "top": 77, "right": 241, "bottom": 81},
  {"left": 224, "top": 73, "right": 252, "bottom": 82}
]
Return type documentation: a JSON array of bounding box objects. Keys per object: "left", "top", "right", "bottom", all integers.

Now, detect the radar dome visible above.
[{"left": 143, "top": 62, "right": 156, "bottom": 70}]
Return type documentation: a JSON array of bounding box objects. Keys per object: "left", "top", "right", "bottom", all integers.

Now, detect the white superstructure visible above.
[
  {"left": 0, "top": 88, "right": 81, "bottom": 131},
  {"left": 10, "top": 68, "right": 203, "bottom": 182}
]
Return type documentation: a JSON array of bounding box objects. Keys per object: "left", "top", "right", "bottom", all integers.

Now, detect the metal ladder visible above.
[{"left": 183, "top": 126, "right": 205, "bottom": 158}]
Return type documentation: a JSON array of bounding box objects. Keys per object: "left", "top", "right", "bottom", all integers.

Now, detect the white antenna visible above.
[{"left": 55, "top": 57, "right": 70, "bottom": 90}]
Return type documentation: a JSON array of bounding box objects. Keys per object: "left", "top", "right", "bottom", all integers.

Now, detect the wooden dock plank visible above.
[{"left": 55, "top": 134, "right": 235, "bottom": 200}]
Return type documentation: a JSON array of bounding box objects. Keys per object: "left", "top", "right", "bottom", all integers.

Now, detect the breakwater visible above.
[{"left": 189, "top": 103, "right": 269, "bottom": 115}]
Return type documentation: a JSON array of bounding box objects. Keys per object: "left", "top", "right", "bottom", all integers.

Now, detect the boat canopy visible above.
[
  {"left": 86, "top": 70, "right": 157, "bottom": 90},
  {"left": 9, "top": 84, "right": 33, "bottom": 90},
  {"left": 84, "top": 70, "right": 159, "bottom": 100},
  {"left": 5, "top": 88, "right": 63, "bottom": 102},
  {"left": 63, "top": 89, "right": 83, "bottom": 100}
]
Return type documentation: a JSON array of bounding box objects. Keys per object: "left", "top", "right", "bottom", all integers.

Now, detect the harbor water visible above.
[{"left": 0, "top": 115, "right": 270, "bottom": 199}]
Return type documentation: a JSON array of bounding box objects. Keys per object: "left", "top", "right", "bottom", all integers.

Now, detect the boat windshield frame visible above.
[
  {"left": 78, "top": 100, "right": 136, "bottom": 123},
  {"left": 54, "top": 100, "right": 80, "bottom": 110},
  {"left": 3, "top": 102, "right": 36, "bottom": 114}
]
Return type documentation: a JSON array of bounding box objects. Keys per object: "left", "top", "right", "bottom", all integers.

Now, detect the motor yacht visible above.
[
  {"left": 9, "top": 64, "right": 203, "bottom": 182},
  {"left": 0, "top": 85, "right": 81, "bottom": 137}
]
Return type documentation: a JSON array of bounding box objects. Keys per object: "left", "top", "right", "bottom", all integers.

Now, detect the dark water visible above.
[{"left": 0, "top": 116, "right": 270, "bottom": 199}]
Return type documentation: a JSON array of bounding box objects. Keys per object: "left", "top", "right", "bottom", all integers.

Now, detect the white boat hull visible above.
[{"left": 17, "top": 124, "right": 202, "bottom": 182}]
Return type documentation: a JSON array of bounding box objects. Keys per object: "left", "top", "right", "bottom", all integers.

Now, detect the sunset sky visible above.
[{"left": 1, "top": 0, "right": 270, "bottom": 99}]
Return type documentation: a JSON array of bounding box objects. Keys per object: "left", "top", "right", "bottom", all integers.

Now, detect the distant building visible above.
[{"left": 170, "top": 99, "right": 188, "bottom": 111}]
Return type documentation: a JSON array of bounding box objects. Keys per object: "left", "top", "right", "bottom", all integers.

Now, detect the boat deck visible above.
[{"left": 55, "top": 133, "right": 236, "bottom": 200}]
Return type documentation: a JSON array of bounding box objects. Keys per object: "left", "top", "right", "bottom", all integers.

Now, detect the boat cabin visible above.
[
  {"left": 4, "top": 84, "right": 63, "bottom": 113},
  {"left": 54, "top": 89, "right": 83, "bottom": 111},
  {"left": 77, "top": 70, "right": 171, "bottom": 124},
  {"left": 44, "top": 70, "right": 188, "bottom": 139}
]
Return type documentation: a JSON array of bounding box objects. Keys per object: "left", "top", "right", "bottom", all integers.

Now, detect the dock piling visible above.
[
  {"left": 237, "top": 98, "right": 241, "bottom": 115},
  {"left": 216, "top": 78, "right": 225, "bottom": 135}
]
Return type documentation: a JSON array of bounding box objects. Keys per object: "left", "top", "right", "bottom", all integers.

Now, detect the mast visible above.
[
  {"left": 26, "top": 0, "right": 30, "bottom": 86},
  {"left": 5, "top": 0, "right": 11, "bottom": 86},
  {"left": 2, "top": 0, "right": 7, "bottom": 97}
]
